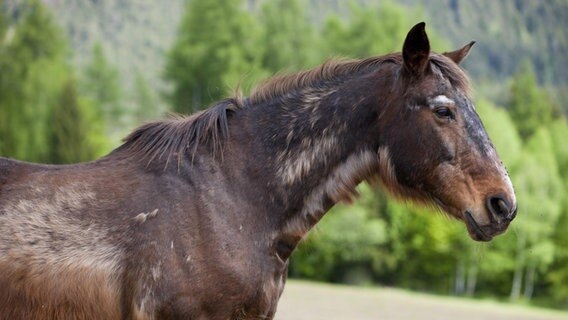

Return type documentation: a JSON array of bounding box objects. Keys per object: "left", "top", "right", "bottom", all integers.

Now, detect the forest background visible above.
[{"left": 1, "top": 0, "right": 567, "bottom": 310}]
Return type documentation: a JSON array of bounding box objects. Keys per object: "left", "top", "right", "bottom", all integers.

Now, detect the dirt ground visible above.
[{"left": 275, "top": 281, "right": 568, "bottom": 320}]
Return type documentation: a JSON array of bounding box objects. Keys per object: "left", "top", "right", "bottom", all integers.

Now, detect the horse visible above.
[{"left": 0, "top": 22, "right": 516, "bottom": 319}]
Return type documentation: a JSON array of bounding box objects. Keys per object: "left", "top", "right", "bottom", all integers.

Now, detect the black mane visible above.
[{"left": 119, "top": 98, "right": 242, "bottom": 166}]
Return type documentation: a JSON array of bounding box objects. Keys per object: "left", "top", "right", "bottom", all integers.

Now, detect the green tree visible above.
[
  {"left": 548, "top": 198, "right": 568, "bottom": 308},
  {"left": 291, "top": 185, "right": 388, "bottom": 284},
  {"left": 545, "top": 119, "right": 568, "bottom": 307},
  {"left": 259, "top": 0, "right": 317, "bottom": 73},
  {"left": 0, "top": 5, "right": 9, "bottom": 154},
  {"left": 0, "top": 1, "right": 6, "bottom": 38},
  {"left": 507, "top": 61, "right": 558, "bottom": 141},
  {"left": 548, "top": 119, "right": 568, "bottom": 181},
  {"left": 81, "top": 43, "right": 123, "bottom": 133},
  {"left": 509, "top": 128, "right": 563, "bottom": 301},
  {"left": 321, "top": 2, "right": 446, "bottom": 59},
  {"left": 131, "top": 73, "right": 161, "bottom": 124},
  {"left": 0, "top": 0, "right": 67, "bottom": 161},
  {"left": 164, "top": 0, "right": 264, "bottom": 114},
  {"left": 48, "top": 77, "right": 106, "bottom": 164},
  {"left": 380, "top": 198, "right": 480, "bottom": 295}
]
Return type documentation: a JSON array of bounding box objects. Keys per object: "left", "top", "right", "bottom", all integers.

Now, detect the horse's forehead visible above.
[
  {"left": 423, "top": 77, "right": 490, "bottom": 157},
  {"left": 413, "top": 73, "right": 492, "bottom": 158},
  {"left": 425, "top": 64, "right": 453, "bottom": 91},
  {"left": 454, "top": 93, "right": 492, "bottom": 157},
  {"left": 408, "top": 72, "right": 453, "bottom": 99}
]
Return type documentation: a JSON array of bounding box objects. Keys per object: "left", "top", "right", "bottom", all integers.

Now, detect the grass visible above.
[{"left": 275, "top": 280, "right": 568, "bottom": 320}]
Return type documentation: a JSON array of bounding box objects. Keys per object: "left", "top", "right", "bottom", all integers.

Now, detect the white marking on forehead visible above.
[{"left": 429, "top": 95, "right": 455, "bottom": 107}]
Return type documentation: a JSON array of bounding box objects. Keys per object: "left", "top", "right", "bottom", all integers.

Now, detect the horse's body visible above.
[
  {"left": 0, "top": 23, "right": 516, "bottom": 319},
  {"left": 0, "top": 124, "right": 291, "bottom": 319}
]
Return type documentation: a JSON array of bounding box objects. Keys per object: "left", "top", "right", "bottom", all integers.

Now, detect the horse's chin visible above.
[
  {"left": 464, "top": 211, "right": 492, "bottom": 242},
  {"left": 464, "top": 211, "right": 511, "bottom": 242},
  {"left": 432, "top": 197, "right": 497, "bottom": 242}
]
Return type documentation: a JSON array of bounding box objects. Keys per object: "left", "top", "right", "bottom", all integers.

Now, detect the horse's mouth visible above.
[
  {"left": 433, "top": 198, "right": 505, "bottom": 242},
  {"left": 464, "top": 211, "right": 492, "bottom": 242}
]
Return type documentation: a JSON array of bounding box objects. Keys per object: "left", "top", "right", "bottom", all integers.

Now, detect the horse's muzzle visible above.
[{"left": 464, "top": 205, "right": 516, "bottom": 242}]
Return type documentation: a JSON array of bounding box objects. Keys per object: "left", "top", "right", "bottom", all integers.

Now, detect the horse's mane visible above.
[
  {"left": 119, "top": 98, "right": 241, "bottom": 166},
  {"left": 119, "top": 53, "right": 470, "bottom": 166},
  {"left": 249, "top": 54, "right": 401, "bottom": 105}
]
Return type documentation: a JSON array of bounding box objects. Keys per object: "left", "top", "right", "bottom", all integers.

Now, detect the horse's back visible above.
[
  {"left": 0, "top": 157, "right": 19, "bottom": 189},
  {"left": 0, "top": 157, "right": 41, "bottom": 205},
  {"left": 0, "top": 157, "right": 125, "bottom": 320},
  {"left": 0, "top": 157, "right": 83, "bottom": 209},
  {"left": 0, "top": 156, "right": 62, "bottom": 189}
]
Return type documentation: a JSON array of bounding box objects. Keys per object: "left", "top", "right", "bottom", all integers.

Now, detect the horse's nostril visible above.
[
  {"left": 496, "top": 199, "right": 508, "bottom": 215},
  {"left": 487, "top": 195, "right": 513, "bottom": 222},
  {"left": 508, "top": 206, "right": 518, "bottom": 221}
]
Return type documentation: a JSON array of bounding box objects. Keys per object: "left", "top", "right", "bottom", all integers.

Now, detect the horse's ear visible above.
[
  {"left": 443, "top": 41, "right": 475, "bottom": 65},
  {"left": 402, "top": 22, "right": 430, "bottom": 76}
]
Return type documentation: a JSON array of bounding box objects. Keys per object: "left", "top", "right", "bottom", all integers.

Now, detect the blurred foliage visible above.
[
  {"left": 5, "top": 0, "right": 566, "bottom": 114},
  {"left": 0, "top": 0, "right": 108, "bottom": 163},
  {"left": 400, "top": 0, "right": 568, "bottom": 84},
  {"left": 0, "top": 0, "right": 67, "bottom": 161},
  {"left": 321, "top": 2, "right": 447, "bottom": 58},
  {"left": 164, "top": 0, "right": 265, "bottom": 113},
  {"left": 48, "top": 76, "right": 106, "bottom": 163},
  {"left": 507, "top": 61, "right": 560, "bottom": 141},
  {"left": 291, "top": 185, "right": 389, "bottom": 284},
  {"left": 80, "top": 43, "right": 123, "bottom": 134},
  {"left": 1, "top": 0, "right": 567, "bottom": 311},
  {"left": 259, "top": 0, "right": 318, "bottom": 73},
  {"left": 131, "top": 72, "right": 161, "bottom": 124},
  {"left": 396, "top": 0, "right": 568, "bottom": 109}
]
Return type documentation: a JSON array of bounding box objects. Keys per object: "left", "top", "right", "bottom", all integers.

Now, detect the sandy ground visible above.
[{"left": 275, "top": 281, "right": 568, "bottom": 320}]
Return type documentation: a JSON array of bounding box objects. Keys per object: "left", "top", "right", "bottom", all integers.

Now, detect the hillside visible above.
[
  {"left": 402, "top": 0, "right": 567, "bottom": 106},
  {"left": 3, "top": 0, "right": 566, "bottom": 108}
]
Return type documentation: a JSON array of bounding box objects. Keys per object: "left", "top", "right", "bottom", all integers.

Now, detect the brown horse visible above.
[{"left": 0, "top": 23, "right": 516, "bottom": 319}]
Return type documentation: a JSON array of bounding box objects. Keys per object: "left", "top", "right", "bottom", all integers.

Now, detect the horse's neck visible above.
[{"left": 247, "top": 79, "right": 382, "bottom": 241}]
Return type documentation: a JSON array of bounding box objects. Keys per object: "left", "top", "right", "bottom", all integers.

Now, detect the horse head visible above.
[{"left": 378, "top": 23, "right": 516, "bottom": 241}]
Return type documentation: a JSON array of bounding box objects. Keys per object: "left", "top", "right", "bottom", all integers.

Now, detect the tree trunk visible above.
[
  {"left": 510, "top": 234, "right": 526, "bottom": 301},
  {"left": 454, "top": 260, "right": 465, "bottom": 295},
  {"left": 523, "top": 261, "right": 536, "bottom": 300},
  {"left": 466, "top": 263, "right": 478, "bottom": 296}
]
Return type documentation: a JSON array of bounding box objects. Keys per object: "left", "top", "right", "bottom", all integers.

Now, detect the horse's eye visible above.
[{"left": 434, "top": 106, "right": 453, "bottom": 119}]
